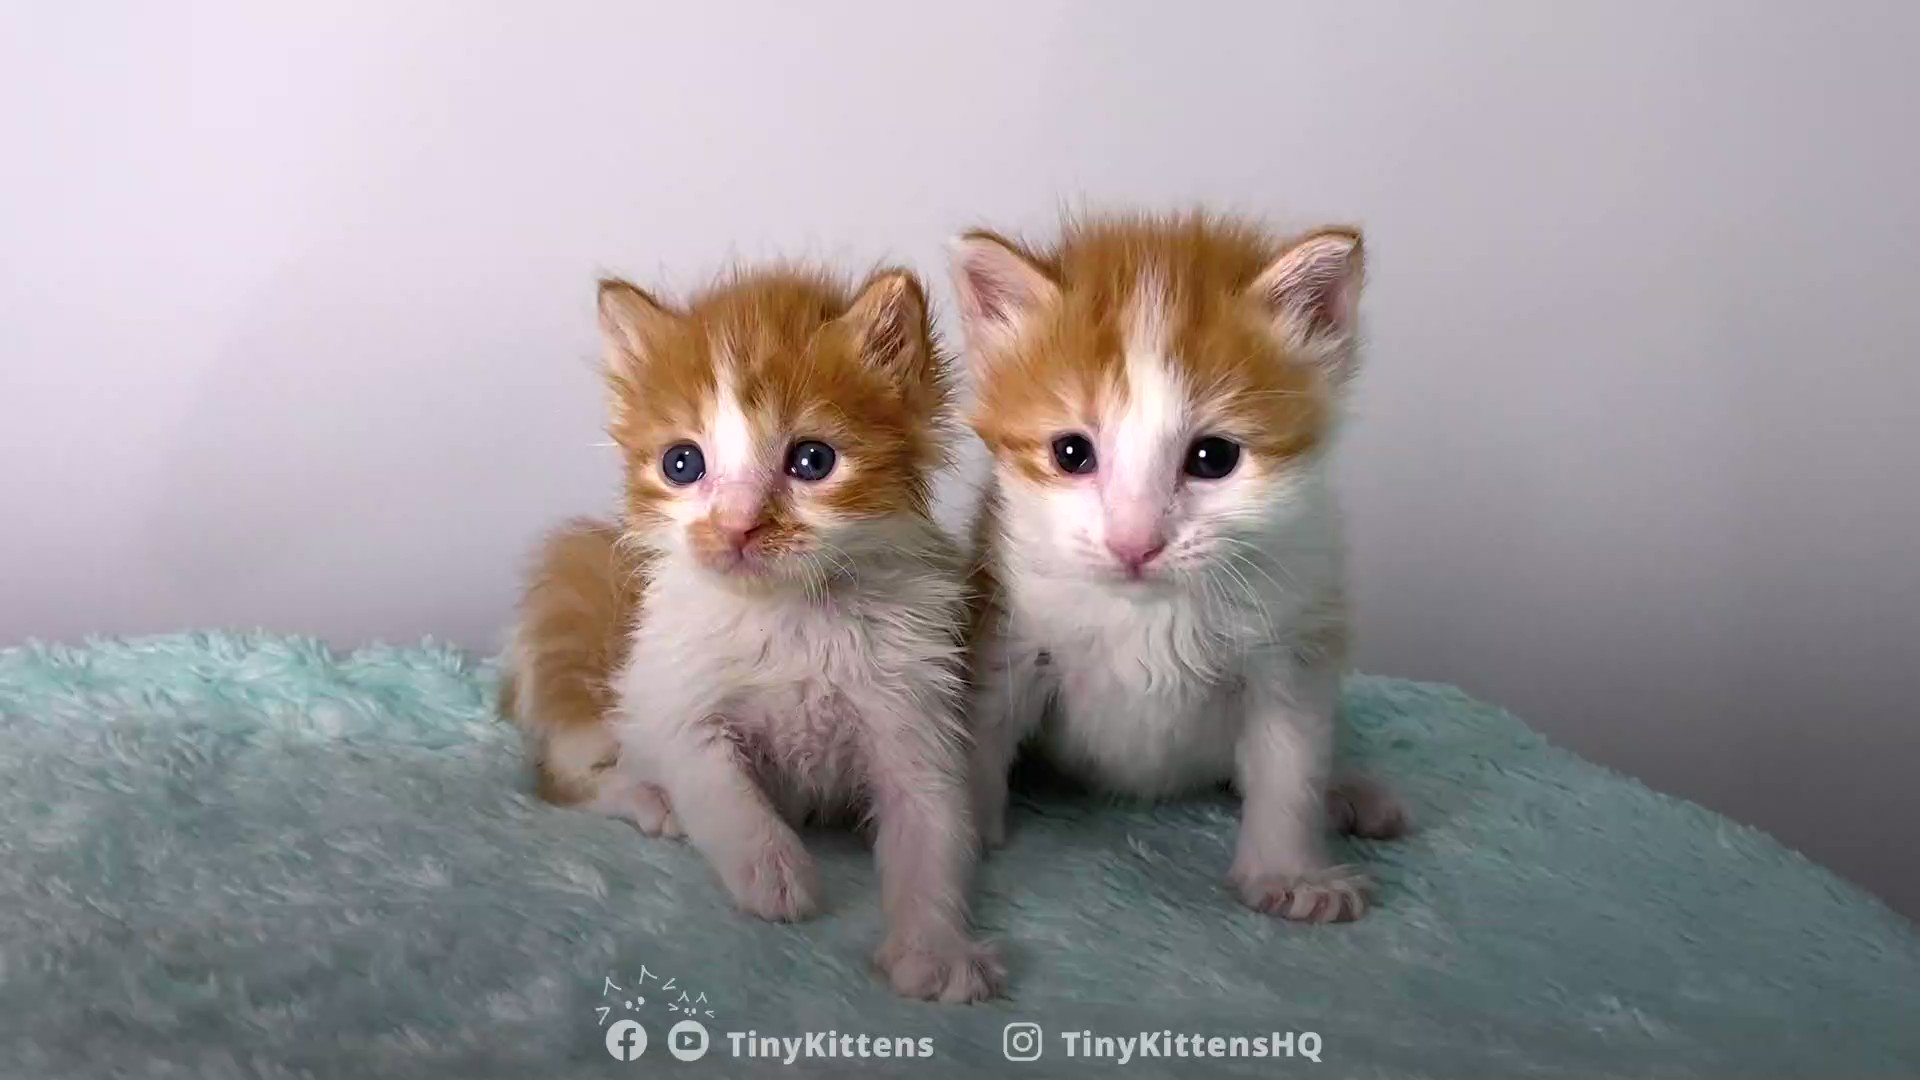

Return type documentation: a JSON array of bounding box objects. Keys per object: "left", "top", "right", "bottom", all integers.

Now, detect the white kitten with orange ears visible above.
[
  {"left": 954, "top": 213, "right": 1408, "bottom": 923},
  {"left": 503, "top": 265, "right": 1002, "bottom": 1002}
]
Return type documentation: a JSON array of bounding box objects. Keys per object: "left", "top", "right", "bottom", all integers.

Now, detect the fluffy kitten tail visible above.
[{"left": 502, "top": 517, "right": 639, "bottom": 806}]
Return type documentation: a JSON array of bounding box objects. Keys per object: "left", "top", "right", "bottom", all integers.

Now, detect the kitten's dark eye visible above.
[
  {"left": 785, "top": 440, "right": 837, "bottom": 482},
  {"left": 1051, "top": 433, "right": 1097, "bottom": 475},
  {"left": 1184, "top": 436, "right": 1241, "bottom": 480},
  {"left": 660, "top": 442, "right": 705, "bottom": 486}
]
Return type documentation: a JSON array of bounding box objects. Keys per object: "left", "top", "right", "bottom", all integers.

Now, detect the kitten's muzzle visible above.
[
  {"left": 715, "top": 521, "right": 765, "bottom": 556},
  {"left": 1103, "top": 502, "right": 1169, "bottom": 579},
  {"left": 691, "top": 519, "right": 773, "bottom": 572}
]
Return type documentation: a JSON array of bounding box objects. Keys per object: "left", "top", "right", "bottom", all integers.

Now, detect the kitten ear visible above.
[
  {"left": 1250, "top": 227, "right": 1365, "bottom": 383},
  {"left": 597, "top": 277, "right": 679, "bottom": 373},
  {"left": 947, "top": 230, "right": 1058, "bottom": 359},
  {"left": 840, "top": 268, "right": 936, "bottom": 388}
]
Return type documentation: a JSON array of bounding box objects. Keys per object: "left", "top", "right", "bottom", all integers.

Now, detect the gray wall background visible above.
[{"left": 3, "top": 3, "right": 1916, "bottom": 916}]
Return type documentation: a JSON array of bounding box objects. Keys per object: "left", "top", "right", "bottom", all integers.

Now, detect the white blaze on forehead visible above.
[
  {"left": 1109, "top": 274, "right": 1185, "bottom": 495},
  {"left": 708, "top": 338, "right": 759, "bottom": 479}
]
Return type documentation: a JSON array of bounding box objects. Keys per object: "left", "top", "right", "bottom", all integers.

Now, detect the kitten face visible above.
[
  {"left": 599, "top": 267, "right": 948, "bottom": 587},
  {"left": 952, "top": 214, "right": 1363, "bottom": 588}
]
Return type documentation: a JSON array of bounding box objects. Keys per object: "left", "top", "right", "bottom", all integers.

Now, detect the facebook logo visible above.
[{"left": 604, "top": 1019, "right": 648, "bottom": 1061}]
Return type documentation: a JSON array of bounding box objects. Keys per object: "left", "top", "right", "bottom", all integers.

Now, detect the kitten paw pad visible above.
[
  {"left": 875, "top": 933, "right": 1006, "bottom": 1003},
  {"left": 1233, "top": 865, "right": 1371, "bottom": 923},
  {"left": 726, "top": 836, "right": 820, "bottom": 922}
]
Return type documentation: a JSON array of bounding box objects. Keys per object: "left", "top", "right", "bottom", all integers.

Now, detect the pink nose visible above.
[
  {"left": 717, "top": 522, "right": 764, "bottom": 555},
  {"left": 1106, "top": 535, "right": 1166, "bottom": 576}
]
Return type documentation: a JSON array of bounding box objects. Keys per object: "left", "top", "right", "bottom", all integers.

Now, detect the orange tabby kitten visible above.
[
  {"left": 503, "top": 264, "right": 1002, "bottom": 1002},
  {"left": 953, "top": 213, "right": 1407, "bottom": 923}
]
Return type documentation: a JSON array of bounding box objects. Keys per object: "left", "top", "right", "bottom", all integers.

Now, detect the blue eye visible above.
[
  {"left": 1184, "top": 436, "right": 1240, "bottom": 479},
  {"left": 661, "top": 442, "right": 705, "bottom": 485},
  {"left": 785, "top": 440, "right": 837, "bottom": 482},
  {"left": 1051, "top": 433, "right": 1096, "bottom": 475}
]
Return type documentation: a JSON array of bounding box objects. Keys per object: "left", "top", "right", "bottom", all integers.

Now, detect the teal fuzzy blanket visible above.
[{"left": 1, "top": 634, "right": 1914, "bottom": 1079}]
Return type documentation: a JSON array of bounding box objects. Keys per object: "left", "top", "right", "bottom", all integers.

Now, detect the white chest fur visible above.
[
  {"left": 617, "top": 558, "right": 967, "bottom": 813},
  {"left": 1003, "top": 573, "right": 1267, "bottom": 796}
]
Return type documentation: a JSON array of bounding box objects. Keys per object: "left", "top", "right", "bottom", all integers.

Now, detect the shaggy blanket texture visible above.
[{"left": 0, "top": 634, "right": 1914, "bottom": 1079}]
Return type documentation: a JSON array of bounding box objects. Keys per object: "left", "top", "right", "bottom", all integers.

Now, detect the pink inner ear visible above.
[
  {"left": 1321, "top": 276, "right": 1357, "bottom": 333},
  {"left": 953, "top": 238, "right": 1055, "bottom": 329},
  {"left": 959, "top": 261, "right": 1026, "bottom": 325},
  {"left": 1263, "top": 237, "right": 1361, "bottom": 339}
]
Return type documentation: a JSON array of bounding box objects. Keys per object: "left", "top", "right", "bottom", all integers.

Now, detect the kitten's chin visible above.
[
  {"left": 693, "top": 549, "right": 823, "bottom": 593},
  {"left": 1079, "top": 559, "right": 1180, "bottom": 592},
  {"left": 693, "top": 548, "right": 777, "bottom": 580}
]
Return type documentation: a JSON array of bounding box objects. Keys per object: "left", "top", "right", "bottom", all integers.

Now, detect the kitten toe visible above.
[
  {"left": 1232, "top": 864, "right": 1371, "bottom": 923},
  {"left": 875, "top": 932, "right": 1006, "bottom": 1003},
  {"left": 725, "top": 833, "right": 820, "bottom": 922},
  {"left": 1327, "top": 773, "right": 1412, "bottom": 840},
  {"left": 623, "top": 782, "right": 683, "bottom": 838},
  {"left": 585, "top": 777, "right": 684, "bottom": 838},
  {"left": 978, "top": 815, "right": 1007, "bottom": 852}
]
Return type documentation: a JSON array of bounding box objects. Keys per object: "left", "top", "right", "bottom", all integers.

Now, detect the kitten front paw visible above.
[
  {"left": 874, "top": 931, "right": 1006, "bottom": 1003},
  {"left": 723, "top": 833, "right": 820, "bottom": 922},
  {"left": 623, "top": 782, "right": 683, "bottom": 838},
  {"left": 1230, "top": 863, "right": 1371, "bottom": 923}
]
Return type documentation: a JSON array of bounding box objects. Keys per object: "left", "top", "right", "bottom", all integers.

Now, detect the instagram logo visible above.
[{"left": 1002, "top": 1021, "right": 1044, "bottom": 1062}]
